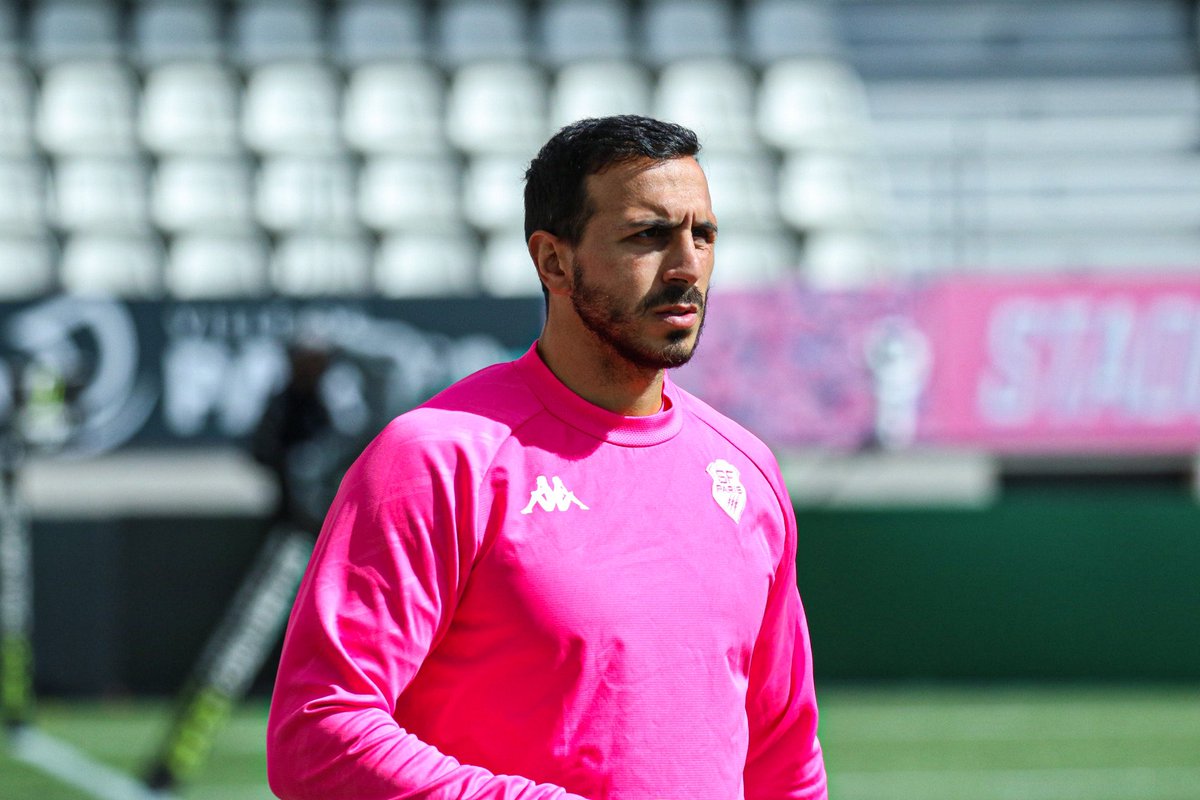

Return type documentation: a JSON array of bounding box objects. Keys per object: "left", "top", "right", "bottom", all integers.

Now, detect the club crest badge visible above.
[{"left": 706, "top": 459, "right": 746, "bottom": 523}]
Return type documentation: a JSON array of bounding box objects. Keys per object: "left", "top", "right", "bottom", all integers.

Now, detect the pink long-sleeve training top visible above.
[{"left": 267, "top": 344, "right": 827, "bottom": 800}]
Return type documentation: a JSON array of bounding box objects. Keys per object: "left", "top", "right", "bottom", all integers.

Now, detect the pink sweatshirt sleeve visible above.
[
  {"left": 266, "top": 429, "right": 588, "bottom": 800},
  {"left": 742, "top": 498, "right": 828, "bottom": 800}
]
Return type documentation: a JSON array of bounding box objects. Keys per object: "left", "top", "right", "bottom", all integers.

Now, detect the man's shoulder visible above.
[
  {"left": 377, "top": 357, "right": 542, "bottom": 456},
  {"left": 675, "top": 383, "right": 781, "bottom": 473}
]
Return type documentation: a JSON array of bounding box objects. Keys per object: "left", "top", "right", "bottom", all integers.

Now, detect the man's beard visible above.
[{"left": 570, "top": 265, "right": 707, "bottom": 370}]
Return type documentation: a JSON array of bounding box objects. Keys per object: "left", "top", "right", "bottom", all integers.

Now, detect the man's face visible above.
[{"left": 565, "top": 156, "right": 717, "bottom": 370}]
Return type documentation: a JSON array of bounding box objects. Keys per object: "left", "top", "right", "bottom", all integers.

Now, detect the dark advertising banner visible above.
[{"left": 0, "top": 296, "right": 544, "bottom": 456}]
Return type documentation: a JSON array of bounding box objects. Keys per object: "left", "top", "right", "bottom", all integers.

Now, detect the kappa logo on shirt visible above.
[{"left": 520, "top": 475, "right": 589, "bottom": 514}]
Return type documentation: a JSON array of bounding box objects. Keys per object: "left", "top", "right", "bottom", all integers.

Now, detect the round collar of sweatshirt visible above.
[{"left": 516, "top": 342, "right": 684, "bottom": 447}]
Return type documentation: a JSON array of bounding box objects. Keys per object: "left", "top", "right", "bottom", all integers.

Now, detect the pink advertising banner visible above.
[{"left": 674, "top": 276, "right": 1200, "bottom": 454}]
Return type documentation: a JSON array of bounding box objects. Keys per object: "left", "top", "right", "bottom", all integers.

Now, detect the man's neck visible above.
[{"left": 536, "top": 330, "right": 665, "bottom": 417}]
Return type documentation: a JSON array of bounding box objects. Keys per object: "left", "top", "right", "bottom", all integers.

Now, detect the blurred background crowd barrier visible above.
[{"left": 0, "top": 0, "right": 1198, "bottom": 708}]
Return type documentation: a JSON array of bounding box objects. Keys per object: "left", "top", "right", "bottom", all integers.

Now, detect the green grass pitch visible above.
[{"left": 2, "top": 685, "right": 1198, "bottom": 800}]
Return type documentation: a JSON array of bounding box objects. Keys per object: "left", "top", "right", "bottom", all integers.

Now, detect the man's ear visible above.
[{"left": 528, "top": 230, "right": 572, "bottom": 297}]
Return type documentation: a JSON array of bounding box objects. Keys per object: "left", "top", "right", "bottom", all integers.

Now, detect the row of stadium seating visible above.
[{"left": 1, "top": 0, "right": 1199, "bottom": 300}]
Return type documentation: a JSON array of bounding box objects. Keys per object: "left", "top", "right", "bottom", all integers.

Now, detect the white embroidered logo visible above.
[
  {"left": 706, "top": 459, "right": 746, "bottom": 523},
  {"left": 520, "top": 475, "right": 589, "bottom": 514}
]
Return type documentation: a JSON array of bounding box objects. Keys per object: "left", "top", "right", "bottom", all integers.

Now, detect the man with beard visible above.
[{"left": 267, "top": 116, "right": 827, "bottom": 800}]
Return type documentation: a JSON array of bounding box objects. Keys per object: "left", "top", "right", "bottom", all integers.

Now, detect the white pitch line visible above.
[{"left": 9, "top": 725, "right": 176, "bottom": 800}]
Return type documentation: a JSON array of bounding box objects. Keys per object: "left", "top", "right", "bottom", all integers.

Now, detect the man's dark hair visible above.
[{"left": 524, "top": 115, "right": 701, "bottom": 244}]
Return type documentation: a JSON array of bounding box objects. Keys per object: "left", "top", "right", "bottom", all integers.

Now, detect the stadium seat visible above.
[
  {"left": 800, "top": 229, "right": 893, "bottom": 288},
  {"left": 342, "top": 62, "right": 445, "bottom": 155},
  {"left": 165, "top": 232, "right": 271, "bottom": 298},
  {"left": 271, "top": 233, "right": 372, "bottom": 297},
  {"left": 133, "top": 0, "right": 224, "bottom": 66},
  {"left": 0, "top": 236, "right": 56, "bottom": 299},
  {"left": 332, "top": 0, "right": 425, "bottom": 66},
  {"left": 655, "top": 59, "right": 759, "bottom": 153},
  {"left": 537, "top": 0, "right": 633, "bottom": 68},
  {"left": 0, "top": 158, "right": 47, "bottom": 233},
  {"left": 358, "top": 155, "right": 462, "bottom": 233},
  {"left": 30, "top": 0, "right": 121, "bottom": 66},
  {"left": 700, "top": 153, "right": 780, "bottom": 231},
  {"left": 59, "top": 233, "right": 164, "bottom": 298},
  {"left": 550, "top": 60, "right": 652, "bottom": 128},
  {"left": 479, "top": 231, "right": 540, "bottom": 297},
  {"left": 445, "top": 62, "right": 549, "bottom": 156},
  {"left": 462, "top": 155, "right": 529, "bottom": 233},
  {"left": 375, "top": 230, "right": 481, "bottom": 297},
  {"left": 435, "top": 0, "right": 529, "bottom": 67},
  {"left": 0, "top": 62, "right": 34, "bottom": 155},
  {"left": 778, "top": 152, "right": 890, "bottom": 231},
  {"left": 50, "top": 156, "right": 151, "bottom": 233},
  {"left": 242, "top": 63, "right": 342, "bottom": 155},
  {"left": 139, "top": 62, "right": 242, "bottom": 156},
  {"left": 712, "top": 230, "right": 796, "bottom": 288},
  {"left": 742, "top": 0, "right": 842, "bottom": 66},
  {"left": 255, "top": 155, "right": 357, "bottom": 234},
  {"left": 639, "top": 0, "right": 736, "bottom": 68},
  {"left": 232, "top": 0, "right": 325, "bottom": 67},
  {"left": 152, "top": 156, "right": 255, "bottom": 234},
  {"left": 36, "top": 61, "right": 139, "bottom": 156},
  {"left": 757, "top": 59, "right": 875, "bottom": 153}
]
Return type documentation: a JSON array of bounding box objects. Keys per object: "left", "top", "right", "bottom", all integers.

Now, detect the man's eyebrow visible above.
[{"left": 623, "top": 218, "right": 719, "bottom": 234}]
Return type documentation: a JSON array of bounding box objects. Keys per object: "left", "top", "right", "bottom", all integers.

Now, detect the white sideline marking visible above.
[{"left": 9, "top": 726, "right": 175, "bottom": 800}]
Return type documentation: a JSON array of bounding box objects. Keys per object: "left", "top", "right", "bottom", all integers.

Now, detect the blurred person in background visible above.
[
  {"left": 251, "top": 340, "right": 337, "bottom": 533},
  {"left": 267, "top": 115, "right": 827, "bottom": 800}
]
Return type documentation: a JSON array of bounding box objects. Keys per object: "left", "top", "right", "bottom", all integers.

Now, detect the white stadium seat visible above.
[
  {"left": 50, "top": 157, "right": 151, "bottom": 233},
  {"left": 255, "top": 155, "right": 358, "bottom": 234},
  {"left": 655, "top": 59, "right": 759, "bottom": 154},
  {"left": 480, "top": 231, "right": 540, "bottom": 297},
  {"left": 375, "top": 230, "right": 481, "bottom": 297},
  {"left": 779, "top": 153, "right": 891, "bottom": 232},
  {"left": 60, "top": 233, "right": 164, "bottom": 298},
  {"left": 358, "top": 155, "right": 462, "bottom": 233},
  {"left": 551, "top": 60, "right": 652, "bottom": 128},
  {"left": 242, "top": 63, "right": 342, "bottom": 155},
  {"left": 165, "top": 233, "right": 271, "bottom": 299},
  {"left": 757, "top": 59, "right": 874, "bottom": 153},
  {"left": 271, "top": 233, "right": 372, "bottom": 297},
  {"left": 37, "top": 61, "right": 139, "bottom": 156},
  {"left": 713, "top": 230, "right": 797, "bottom": 289},
  {"left": 701, "top": 153, "right": 780, "bottom": 231},
  {"left": 800, "top": 230, "right": 894, "bottom": 289},
  {"left": 152, "top": 156, "right": 256, "bottom": 234},
  {"left": 0, "top": 236, "right": 56, "bottom": 299},
  {"left": 462, "top": 155, "right": 529, "bottom": 233},
  {"left": 342, "top": 62, "right": 446, "bottom": 155},
  {"left": 445, "top": 61, "right": 549, "bottom": 156},
  {"left": 140, "top": 62, "right": 242, "bottom": 156}
]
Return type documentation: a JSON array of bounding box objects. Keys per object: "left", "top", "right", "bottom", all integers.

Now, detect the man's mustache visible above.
[{"left": 640, "top": 285, "right": 706, "bottom": 312}]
